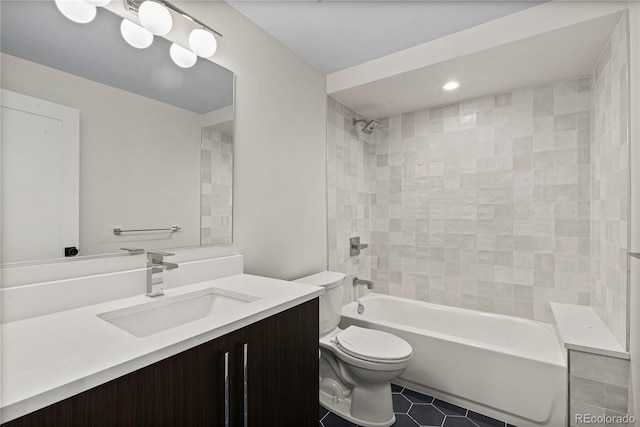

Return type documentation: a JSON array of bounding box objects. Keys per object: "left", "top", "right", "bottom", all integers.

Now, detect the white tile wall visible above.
[
  {"left": 370, "top": 78, "right": 591, "bottom": 322},
  {"left": 327, "top": 97, "right": 376, "bottom": 304},
  {"left": 201, "top": 128, "right": 233, "bottom": 245},
  {"left": 569, "top": 350, "right": 630, "bottom": 426},
  {"left": 590, "top": 15, "right": 629, "bottom": 347}
]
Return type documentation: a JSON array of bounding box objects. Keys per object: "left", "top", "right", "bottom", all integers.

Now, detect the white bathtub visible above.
[{"left": 340, "top": 293, "right": 567, "bottom": 427}]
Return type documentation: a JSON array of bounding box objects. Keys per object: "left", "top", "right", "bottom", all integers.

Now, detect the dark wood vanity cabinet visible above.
[
  {"left": 3, "top": 299, "right": 319, "bottom": 427},
  {"left": 244, "top": 299, "right": 319, "bottom": 426}
]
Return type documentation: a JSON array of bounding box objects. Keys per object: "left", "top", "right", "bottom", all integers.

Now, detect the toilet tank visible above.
[{"left": 294, "top": 271, "right": 345, "bottom": 335}]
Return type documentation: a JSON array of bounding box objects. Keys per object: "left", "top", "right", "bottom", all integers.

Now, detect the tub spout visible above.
[{"left": 353, "top": 277, "right": 374, "bottom": 289}]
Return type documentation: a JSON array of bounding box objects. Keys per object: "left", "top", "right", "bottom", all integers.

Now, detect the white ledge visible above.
[{"left": 550, "top": 303, "right": 629, "bottom": 360}]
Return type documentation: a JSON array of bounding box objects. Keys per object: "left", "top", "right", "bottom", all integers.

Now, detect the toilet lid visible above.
[{"left": 336, "top": 326, "right": 412, "bottom": 362}]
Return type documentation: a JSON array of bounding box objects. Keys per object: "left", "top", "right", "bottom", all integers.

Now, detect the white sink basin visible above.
[{"left": 97, "top": 288, "right": 260, "bottom": 337}]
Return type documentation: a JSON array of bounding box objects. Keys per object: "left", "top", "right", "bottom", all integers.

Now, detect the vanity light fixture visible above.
[
  {"left": 54, "top": 0, "right": 222, "bottom": 68},
  {"left": 189, "top": 28, "right": 218, "bottom": 58},
  {"left": 138, "top": 0, "right": 172, "bottom": 36},
  {"left": 443, "top": 81, "right": 460, "bottom": 91},
  {"left": 85, "top": 0, "right": 112, "bottom": 6},
  {"left": 120, "top": 19, "right": 154, "bottom": 49},
  {"left": 170, "top": 43, "right": 197, "bottom": 68},
  {"left": 54, "top": 0, "right": 98, "bottom": 24},
  {"left": 124, "top": 0, "right": 223, "bottom": 67}
]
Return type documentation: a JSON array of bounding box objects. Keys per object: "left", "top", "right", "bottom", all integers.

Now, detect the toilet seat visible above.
[{"left": 335, "top": 326, "right": 412, "bottom": 363}]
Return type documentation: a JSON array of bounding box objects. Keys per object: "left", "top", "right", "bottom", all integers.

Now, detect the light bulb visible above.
[
  {"left": 120, "top": 19, "right": 153, "bottom": 49},
  {"left": 54, "top": 0, "right": 96, "bottom": 24},
  {"left": 85, "top": 0, "right": 111, "bottom": 6},
  {"left": 170, "top": 43, "right": 197, "bottom": 68},
  {"left": 138, "top": 1, "right": 172, "bottom": 36},
  {"left": 189, "top": 28, "right": 217, "bottom": 58},
  {"left": 443, "top": 81, "right": 460, "bottom": 91}
]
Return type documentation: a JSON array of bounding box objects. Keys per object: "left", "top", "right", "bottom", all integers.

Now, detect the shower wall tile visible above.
[
  {"left": 569, "top": 350, "right": 630, "bottom": 427},
  {"left": 201, "top": 128, "right": 233, "bottom": 245},
  {"left": 327, "top": 97, "right": 375, "bottom": 304},
  {"left": 590, "top": 15, "right": 629, "bottom": 347},
  {"left": 371, "top": 79, "right": 591, "bottom": 321},
  {"left": 570, "top": 350, "right": 630, "bottom": 386}
]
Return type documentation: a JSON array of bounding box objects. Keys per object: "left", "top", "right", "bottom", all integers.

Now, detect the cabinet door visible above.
[
  {"left": 116, "top": 333, "right": 232, "bottom": 426},
  {"left": 244, "top": 299, "right": 319, "bottom": 426},
  {"left": 2, "top": 335, "right": 232, "bottom": 427}
]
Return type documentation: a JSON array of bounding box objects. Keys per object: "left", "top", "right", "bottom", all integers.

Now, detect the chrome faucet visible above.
[
  {"left": 146, "top": 251, "right": 178, "bottom": 297},
  {"left": 353, "top": 277, "right": 374, "bottom": 289}
]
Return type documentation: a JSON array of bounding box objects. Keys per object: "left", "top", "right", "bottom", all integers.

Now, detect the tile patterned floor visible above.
[{"left": 319, "top": 384, "right": 518, "bottom": 427}]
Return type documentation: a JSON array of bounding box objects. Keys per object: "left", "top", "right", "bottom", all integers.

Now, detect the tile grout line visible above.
[
  {"left": 320, "top": 386, "right": 511, "bottom": 427},
  {"left": 404, "top": 401, "right": 424, "bottom": 426}
]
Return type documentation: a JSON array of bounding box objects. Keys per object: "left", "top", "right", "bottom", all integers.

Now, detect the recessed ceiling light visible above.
[{"left": 443, "top": 81, "right": 460, "bottom": 91}]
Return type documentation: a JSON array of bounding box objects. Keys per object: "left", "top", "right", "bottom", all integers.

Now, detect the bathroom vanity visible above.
[
  {"left": 2, "top": 300, "right": 318, "bottom": 427},
  {"left": 0, "top": 257, "right": 323, "bottom": 427}
]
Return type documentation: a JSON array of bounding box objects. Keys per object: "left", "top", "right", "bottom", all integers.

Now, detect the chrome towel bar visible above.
[{"left": 113, "top": 225, "right": 181, "bottom": 235}]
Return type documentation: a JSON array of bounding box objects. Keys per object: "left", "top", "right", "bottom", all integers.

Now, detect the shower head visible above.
[{"left": 353, "top": 118, "right": 380, "bottom": 135}]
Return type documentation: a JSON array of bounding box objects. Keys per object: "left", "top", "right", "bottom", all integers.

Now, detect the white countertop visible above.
[
  {"left": 550, "top": 302, "right": 629, "bottom": 360},
  {"left": 0, "top": 274, "right": 323, "bottom": 423}
]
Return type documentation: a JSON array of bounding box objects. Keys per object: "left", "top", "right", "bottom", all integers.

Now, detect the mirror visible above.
[{"left": 0, "top": 1, "right": 234, "bottom": 265}]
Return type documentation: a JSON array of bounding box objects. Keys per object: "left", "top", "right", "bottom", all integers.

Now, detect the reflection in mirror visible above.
[
  {"left": 201, "top": 121, "right": 234, "bottom": 246},
  {"left": 0, "top": 0, "right": 234, "bottom": 265}
]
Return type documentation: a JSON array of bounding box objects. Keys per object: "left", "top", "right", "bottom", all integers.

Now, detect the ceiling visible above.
[
  {"left": 330, "top": 11, "right": 624, "bottom": 119},
  {"left": 228, "top": 0, "right": 543, "bottom": 74},
  {"left": 229, "top": 1, "right": 624, "bottom": 119},
  {"left": 5, "top": 2, "right": 622, "bottom": 119}
]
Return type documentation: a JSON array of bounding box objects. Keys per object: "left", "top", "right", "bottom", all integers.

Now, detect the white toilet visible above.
[{"left": 295, "top": 271, "right": 413, "bottom": 427}]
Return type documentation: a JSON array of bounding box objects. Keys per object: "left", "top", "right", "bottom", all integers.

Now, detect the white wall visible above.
[
  {"left": 1, "top": 53, "right": 202, "bottom": 256},
  {"left": 178, "top": 1, "right": 328, "bottom": 280}
]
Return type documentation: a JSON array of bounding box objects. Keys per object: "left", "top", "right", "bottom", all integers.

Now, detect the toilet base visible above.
[{"left": 320, "top": 389, "right": 395, "bottom": 427}]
